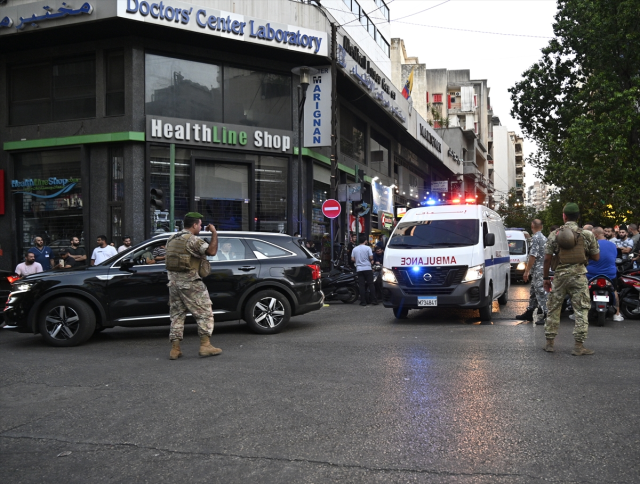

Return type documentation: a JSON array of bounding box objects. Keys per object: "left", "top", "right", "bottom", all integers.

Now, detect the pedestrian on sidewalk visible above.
[
  {"left": 91, "top": 235, "right": 118, "bottom": 266},
  {"left": 543, "top": 203, "right": 600, "bottom": 355},
  {"left": 165, "top": 212, "right": 221, "bottom": 360},
  {"left": 15, "top": 252, "right": 43, "bottom": 277},
  {"left": 28, "top": 236, "right": 54, "bottom": 270},
  {"left": 351, "top": 234, "right": 377, "bottom": 306}
]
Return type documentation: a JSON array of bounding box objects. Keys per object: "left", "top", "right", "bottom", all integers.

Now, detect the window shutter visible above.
[
  {"left": 474, "top": 94, "right": 477, "bottom": 107},
  {"left": 426, "top": 91, "right": 429, "bottom": 104},
  {"left": 447, "top": 95, "right": 451, "bottom": 109}
]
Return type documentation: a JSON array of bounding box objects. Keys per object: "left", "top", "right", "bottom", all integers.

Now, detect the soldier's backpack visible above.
[
  {"left": 553, "top": 226, "right": 588, "bottom": 267},
  {"left": 166, "top": 233, "right": 211, "bottom": 278}
]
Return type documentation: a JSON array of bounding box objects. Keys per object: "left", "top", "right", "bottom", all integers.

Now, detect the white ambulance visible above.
[
  {"left": 382, "top": 202, "right": 510, "bottom": 320},
  {"left": 506, "top": 229, "right": 529, "bottom": 282}
]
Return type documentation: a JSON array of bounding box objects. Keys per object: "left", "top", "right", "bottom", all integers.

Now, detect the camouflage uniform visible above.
[
  {"left": 544, "top": 222, "right": 599, "bottom": 342},
  {"left": 528, "top": 230, "right": 548, "bottom": 317},
  {"left": 167, "top": 230, "right": 214, "bottom": 341}
]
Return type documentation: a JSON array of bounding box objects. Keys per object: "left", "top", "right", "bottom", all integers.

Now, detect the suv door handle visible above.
[{"left": 238, "top": 266, "right": 256, "bottom": 271}]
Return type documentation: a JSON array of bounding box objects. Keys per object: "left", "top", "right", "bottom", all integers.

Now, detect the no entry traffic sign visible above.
[{"left": 322, "top": 199, "right": 341, "bottom": 219}]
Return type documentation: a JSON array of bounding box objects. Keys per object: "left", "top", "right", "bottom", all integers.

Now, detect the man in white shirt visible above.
[
  {"left": 15, "top": 252, "right": 43, "bottom": 277},
  {"left": 217, "top": 241, "right": 234, "bottom": 260},
  {"left": 91, "top": 235, "right": 118, "bottom": 266},
  {"left": 118, "top": 236, "right": 132, "bottom": 253},
  {"left": 351, "top": 234, "right": 377, "bottom": 306}
]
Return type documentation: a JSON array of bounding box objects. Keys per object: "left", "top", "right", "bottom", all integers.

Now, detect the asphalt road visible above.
[{"left": 1, "top": 283, "right": 639, "bottom": 483}]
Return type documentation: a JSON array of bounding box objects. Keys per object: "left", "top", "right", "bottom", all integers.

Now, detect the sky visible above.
[{"left": 385, "top": 0, "right": 559, "bottom": 189}]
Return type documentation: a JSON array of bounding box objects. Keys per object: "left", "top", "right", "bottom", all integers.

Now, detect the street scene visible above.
[
  {"left": 1, "top": 0, "right": 639, "bottom": 482},
  {"left": 2, "top": 284, "right": 639, "bottom": 483}
]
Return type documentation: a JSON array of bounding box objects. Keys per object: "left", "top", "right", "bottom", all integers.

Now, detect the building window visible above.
[
  {"left": 224, "top": 67, "right": 292, "bottom": 130},
  {"left": 109, "top": 146, "right": 124, "bottom": 246},
  {"left": 374, "top": 0, "right": 390, "bottom": 21},
  {"left": 105, "top": 50, "right": 125, "bottom": 116},
  {"left": 149, "top": 146, "right": 191, "bottom": 235},
  {"left": 376, "top": 32, "right": 390, "bottom": 57},
  {"left": 433, "top": 93, "right": 443, "bottom": 103},
  {"left": 342, "top": 0, "right": 351, "bottom": 8},
  {"left": 370, "top": 129, "right": 389, "bottom": 176},
  {"left": 255, "top": 156, "right": 288, "bottom": 233},
  {"left": 9, "top": 57, "right": 96, "bottom": 125},
  {"left": 367, "top": 16, "right": 376, "bottom": 38},
  {"left": 11, "top": 149, "right": 84, "bottom": 260},
  {"left": 145, "top": 53, "right": 223, "bottom": 123},
  {"left": 340, "top": 105, "right": 366, "bottom": 165}
]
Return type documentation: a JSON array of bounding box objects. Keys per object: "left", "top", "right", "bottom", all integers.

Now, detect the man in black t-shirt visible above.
[
  {"left": 57, "top": 250, "right": 78, "bottom": 268},
  {"left": 67, "top": 236, "right": 87, "bottom": 264}
]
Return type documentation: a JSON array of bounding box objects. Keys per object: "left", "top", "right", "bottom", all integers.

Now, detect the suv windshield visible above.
[
  {"left": 388, "top": 219, "right": 479, "bottom": 248},
  {"left": 508, "top": 240, "right": 527, "bottom": 255}
]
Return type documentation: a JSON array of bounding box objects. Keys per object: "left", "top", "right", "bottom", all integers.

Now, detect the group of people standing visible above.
[
  {"left": 517, "top": 203, "right": 639, "bottom": 355},
  {"left": 14, "top": 234, "right": 136, "bottom": 277}
]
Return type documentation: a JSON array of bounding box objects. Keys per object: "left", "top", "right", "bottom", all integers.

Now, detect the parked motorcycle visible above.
[
  {"left": 321, "top": 265, "right": 359, "bottom": 304},
  {"left": 587, "top": 275, "right": 617, "bottom": 326},
  {"left": 618, "top": 273, "right": 640, "bottom": 320}
]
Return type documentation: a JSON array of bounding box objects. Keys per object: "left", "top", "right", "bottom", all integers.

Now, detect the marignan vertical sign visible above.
[{"left": 304, "top": 66, "right": 331, "bottom": 147}]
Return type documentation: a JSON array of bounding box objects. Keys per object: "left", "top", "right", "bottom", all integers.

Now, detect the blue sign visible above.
[{"left": 372, "top": 181, "right": 393, "bottom": 215}]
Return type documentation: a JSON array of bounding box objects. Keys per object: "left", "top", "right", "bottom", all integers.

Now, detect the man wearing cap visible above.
[
  {"left": 543, "top": 203, "right": 600, "bottom": 355},
  {"left": 165, "top": 212, "right": 221, "bottom": 360}
]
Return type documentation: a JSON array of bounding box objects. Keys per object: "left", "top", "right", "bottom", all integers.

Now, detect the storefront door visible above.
[{"left": 195, "top": 161, "right": 251, "bottom": 231}]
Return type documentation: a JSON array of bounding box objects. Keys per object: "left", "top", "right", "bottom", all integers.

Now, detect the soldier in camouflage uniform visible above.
[
  {"left": 543, "top": 203, "right": 600, "bottom": 355},
  {"left": 523, "top": 219, "right": 547, "bottom": 325},
  {"left": 167, "top": 212, "right": 221, "bottom": 360}
]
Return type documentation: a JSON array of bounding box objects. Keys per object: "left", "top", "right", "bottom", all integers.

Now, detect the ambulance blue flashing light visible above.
[{"left": 412, "top": 266, "right": 421, "bottom": 272}]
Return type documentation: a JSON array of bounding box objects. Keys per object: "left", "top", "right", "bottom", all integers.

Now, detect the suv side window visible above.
[
  {"left": 205, "top": 237, "right": 251, "bottom": 262},
  {"left": 114, "top": 240, "right": 168, "bottom": 267},
  {"left": 247, "top": 239, "right": 293, "bottom": 259}
]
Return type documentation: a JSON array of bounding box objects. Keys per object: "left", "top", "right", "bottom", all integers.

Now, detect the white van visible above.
[
  {"left": 506, "top": 229, "right": 529, "bottom": 282},
  {"left": 382, "top": 203, "right": 510, "bottom": 320}
]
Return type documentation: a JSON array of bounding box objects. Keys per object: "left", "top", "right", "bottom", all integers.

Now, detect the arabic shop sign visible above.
[
  {"left": 337, "top": 34, "right": 407, "bottom": 126},
  {"left": 118, "top": 0, "right": 328, "bottom": 56},
  {"left": 147, "top": 116, "right": 294, "bottom": 154},
  {"left": 448, "top": 147, "right": 462, "bottom": 165},
  {"left": 303, "top": 66, "right": 332, "bottom": 148},
  {"left": 1, "top": 2, "right": 93, "bottom": 31}
]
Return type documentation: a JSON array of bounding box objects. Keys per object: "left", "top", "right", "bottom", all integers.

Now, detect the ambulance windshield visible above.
[
  {"left": 508, "top": 240, "right": 527, "bottom": 255},
  {"left": 388, "top": 219, "right": 479, "bottom": 248}
]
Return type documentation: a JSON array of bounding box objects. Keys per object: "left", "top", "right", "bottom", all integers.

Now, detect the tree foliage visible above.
[
  {"left": 510, "top": 0, "right": 640, "bottom": 224},
  {"left": 497, "top": 188, "right": 537, "bottom": 228}
]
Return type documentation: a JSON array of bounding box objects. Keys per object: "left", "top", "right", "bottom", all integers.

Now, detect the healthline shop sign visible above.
[{"left": 118, "top": 0, "right": 328, "bottom": 56}]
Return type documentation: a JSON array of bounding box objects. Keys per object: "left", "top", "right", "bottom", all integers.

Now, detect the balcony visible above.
[{"left": 463, "top": 161, "right": 482, "bottom": 180}]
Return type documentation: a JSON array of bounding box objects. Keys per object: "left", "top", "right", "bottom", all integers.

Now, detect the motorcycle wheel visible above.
[
  {"left": 342, "top": 286, "right": 359, "bottom": 304},
  {"left": 596, "top": 310, "right": 606, "bottom": 327},
  {"left": 620, "top": 298, "right": 640, "bottom": 320}
]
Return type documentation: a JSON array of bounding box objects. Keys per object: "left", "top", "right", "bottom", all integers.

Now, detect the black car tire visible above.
[
  {"left": 38, "top": 297, "right": 96, "bottom": 347},
  {"left": 479, "top": 286, "right": 493, "bottom": 321},
  {"left": 342, "top": 286, "right": 359, "bottom": 304},
  {"left": 393, "top": 307, "right": 409, "bottom": 319},
  {"left": 497, "top": 277, "right": 509, "bottom": 305},
  {"left": 244, "top": 290, "right": 291, "bottom": 334}
]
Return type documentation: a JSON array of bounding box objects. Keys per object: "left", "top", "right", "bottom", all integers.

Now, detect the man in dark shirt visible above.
[
  {"left": 29, "top": 236, "right": 54, "bottom": 270},
  {"left": 67, "top": 236, "right": 87, "bottom": 264},
  {"left": 57, "top": 250, "right": 78, "bottom": 268}
]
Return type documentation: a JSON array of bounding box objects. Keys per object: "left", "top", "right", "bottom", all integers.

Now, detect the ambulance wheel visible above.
[{"left": 498, "top": 277, "right": 509, "bottom": 305}]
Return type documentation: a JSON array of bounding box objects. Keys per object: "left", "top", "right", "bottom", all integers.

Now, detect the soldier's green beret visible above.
[
  {"left": 185, "top": 212, "right": 204, "bottom": 219},
  {"left": 562, "top": 202, "right": 580, "bottom": 215}
]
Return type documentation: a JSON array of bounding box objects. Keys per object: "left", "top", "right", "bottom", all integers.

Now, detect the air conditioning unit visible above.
[{"left": 455, "top": 91, "right": 461, "bottom": 97}]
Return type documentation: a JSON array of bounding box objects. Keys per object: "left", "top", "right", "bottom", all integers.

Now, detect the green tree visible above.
[
  {"left": 509, "top": 0, "right": 640, "bottom": 224},
  {"left": 496, "top": 188, "right": 537, "bottom": 228}
]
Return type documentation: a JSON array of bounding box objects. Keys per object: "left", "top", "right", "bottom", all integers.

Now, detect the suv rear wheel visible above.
[
  {"left": 244, "top": 290, "right": 291, "bottom": 334},
  {"left": 38, "top": 297, "right": 96, "bottom": 347}
]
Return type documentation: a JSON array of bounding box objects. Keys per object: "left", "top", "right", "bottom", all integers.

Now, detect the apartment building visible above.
[
  {"left": 527, "top": 181, "right": 549, "bottom": 212},
  {"left": 491, "top": 117, "right": 517, "bottom": 208}
]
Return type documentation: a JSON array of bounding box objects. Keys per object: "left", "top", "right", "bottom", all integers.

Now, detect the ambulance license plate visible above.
[
  {"left": 418, "top": 296, "right": 438, "bottom": 307},
  {"left": 593, "top": 295, "right": 609, "bottom": 302}
]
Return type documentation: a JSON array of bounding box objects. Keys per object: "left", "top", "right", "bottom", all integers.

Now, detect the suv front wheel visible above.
[
  {"left": 244, "top": 290, "right": 291, "bottom": 334},
  {"left": 38, "top": 297, "right": 96, "bottom": 347}
]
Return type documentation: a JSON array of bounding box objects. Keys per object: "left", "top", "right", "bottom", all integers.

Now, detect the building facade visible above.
[{"left": 0, "top": 0, "right": 458, "bottom": 271}]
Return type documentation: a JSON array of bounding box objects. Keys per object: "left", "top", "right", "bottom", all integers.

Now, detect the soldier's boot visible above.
[
  {"left": 169, "top": 340, "right": 182, "bottom": 360},
  {"left": 516, "top": 308, "right": 535, "bottom": 321},
  {"left": 544, "top": 338, "right": 555, "bottom": 352},
  {"left": 571, "top": 340, "right": 595, "bottom": 356},
  {"left": 536, "top": 312, "right": 547, "bottom": 326},
  {"left": 199, "top": 336, "right": 222, "bottom": 357}
]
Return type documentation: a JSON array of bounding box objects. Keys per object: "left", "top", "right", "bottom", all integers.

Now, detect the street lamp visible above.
[{"left": 291, "top": 66, "right": 318, "bottom": 236}]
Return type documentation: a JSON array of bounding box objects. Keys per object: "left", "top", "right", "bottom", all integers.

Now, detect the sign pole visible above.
[
  {"left": 330, "top": 217, "right": 334, "bottom": 268},
  {"left": 354, "top": 164, "right": 359, "bottom": 247},
  {"left": 169, "top": 143, "right": 175, "bottom": 232}
]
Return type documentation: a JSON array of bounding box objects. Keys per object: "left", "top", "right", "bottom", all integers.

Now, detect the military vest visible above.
[
  {"left": 555, "top": 226, "right": 588, "bottom": 266},
  {"left": 166, "top": 233, "right": 201, "bottom": 273}
]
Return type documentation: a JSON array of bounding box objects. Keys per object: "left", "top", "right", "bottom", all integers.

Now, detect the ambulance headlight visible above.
[
  {"left": 382, "top": 267, "right": 397, "bottom": 283},
  {"left": 516, "top": 262, "right": 526, "bottom": 271},
  {"left": 464, "top": 264, "right": 484, "bottom": 282}
]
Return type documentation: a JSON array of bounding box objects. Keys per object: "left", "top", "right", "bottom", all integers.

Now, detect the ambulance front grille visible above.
[{"left": 393, "top": 266, "right": 468, "bottom": 287}]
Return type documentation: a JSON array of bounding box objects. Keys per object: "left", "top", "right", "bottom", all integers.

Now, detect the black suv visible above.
[{"left": 3, "top": 232, "right": 324, "bottom": 346}]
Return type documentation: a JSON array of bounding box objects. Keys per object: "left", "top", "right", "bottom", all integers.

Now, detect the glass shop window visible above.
[
  {"left": 105, "top": 50, "right": 125, "bottom": 116},
  {"left": 369, "top": 129, "right": 389, "bottom": 176},
  {"left": 223, "top": 67, "right": 292, "bottom": 130},
  {"left": 149, "top": 146, "right": 191, "bottom": 235},
  {"left": 255, "top": 156, "right": 288, "bottom": 233},
  {"left": 145, "top": 53, "right": 222, "bottom": 122}
]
